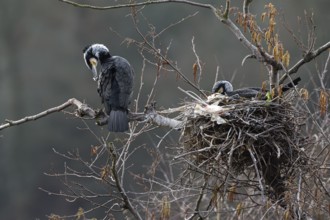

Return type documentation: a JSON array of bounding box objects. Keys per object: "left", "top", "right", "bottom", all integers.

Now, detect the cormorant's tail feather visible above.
[
  {"left": 282, "top": 77, "right": 301, "bottom": 92},
  {"left": 108, "top": 110, "right": 129, "bottom": 132}
]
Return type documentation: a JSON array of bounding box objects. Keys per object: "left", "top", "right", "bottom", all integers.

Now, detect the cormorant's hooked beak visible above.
[
  {"left": 91, "top": 65, "right": 98, "bottom": 81},
  {"left": 216, "top": 87, "right": 224, "bottom": 94}
]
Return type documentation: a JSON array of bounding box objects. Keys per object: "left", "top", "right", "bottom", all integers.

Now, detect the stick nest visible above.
[{"left": 180, "top": 93, "right": 308, "bottom": 202}]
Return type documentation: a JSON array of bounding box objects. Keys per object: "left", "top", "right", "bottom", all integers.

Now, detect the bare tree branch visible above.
[
  {"left": 280, "top": 41, "right": 330, "bottom": 83},
  {"left": 0, "top": 98, "right": 96, "bottom": 131},
  {"left": 219, "top": 18, "right": 273, "bottom": 63},
  {"left": 142, "top": 104, "right": 182, "bottom": 129},
  {"left": 319, "top": 51, "right": 330, "bottom": 89},
  {"left": 108, "top": 143, "right": 143, "bottom": 220},
  {"left": 0, "top": 98, "right": 182, "bottom": 131},
  {"left": 58, "top": 0, "right": 213, "bottom": 10},
  {"left": 186, "top": 179, "right": 207, "bottom": 220}
]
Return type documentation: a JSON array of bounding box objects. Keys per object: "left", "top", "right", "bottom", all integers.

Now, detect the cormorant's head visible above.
[
  {"left": 212, "top": 81, "right": 234, "bottom": 94},
  {"left": 83, "top": 44, "right": 110, "bottom": 81}
]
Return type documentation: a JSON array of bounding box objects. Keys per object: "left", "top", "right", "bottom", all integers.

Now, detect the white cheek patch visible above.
[{"left": 83, "top": 51, "right": 90, "bottom": 69}]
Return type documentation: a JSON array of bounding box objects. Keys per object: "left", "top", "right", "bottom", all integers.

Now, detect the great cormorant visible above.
[
  {"left": 212, "top": 77, "right": 301, "bottom": 98},
  {"left": 83, "top": 44, "right": 134, "bottom": 132}
]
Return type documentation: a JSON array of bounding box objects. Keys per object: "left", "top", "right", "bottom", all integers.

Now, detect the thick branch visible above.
[
  {"left": 219, "top": 18, "right": 266, "bottom": 62},
  {"left": 143, "top": 104, "right": 182, "bottom": 129},
  {"left": 280, "top": 41, "right": 330, "bottom": 84},
  {"left": 127, "top": 104, "right": 182, "bottom": 130},
  {"left": 0, "top": 99, "right": 182, "bottom": 131}
]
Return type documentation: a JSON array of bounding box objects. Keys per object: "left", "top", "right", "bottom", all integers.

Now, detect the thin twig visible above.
[
  {"left": 131, "top": 13, "right": 207, "bottom": 98},
  {"left": 191, "top": 36, "right": 203, "bottom": 86},
  {"left": 155, "top": 11, "right": 199, "bottom": 38},
  {"left": 108, "top": 143, "right": 143, "bottom": 220},
  {"left": 247, "top": 147, "right": 265, "bottom": 202},
  {"left": 243, "top": 0, "right": 253, "bottom": 16},
  {"left": 319, "top": 51, "right": 330, "bottom": 89},
  {"left": 186, "top": 179, "right": 208, "bottom": 220}
]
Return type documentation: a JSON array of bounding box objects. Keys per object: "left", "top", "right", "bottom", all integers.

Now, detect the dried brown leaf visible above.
[
  {"left": 193, "top": 63, "right": 198, "bottom": 83},
  {"left": 320, "top": 90, "right": 328, "bottom": 116},
  {"left": 227, "top": 186, "right": 236, "bottom": 202},
  {"left": 161, "top": 196, "right": 170, "bottom": 220}
]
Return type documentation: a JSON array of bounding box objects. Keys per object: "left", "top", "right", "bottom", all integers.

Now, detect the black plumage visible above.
[
  {"left": 212, "top": 77, "right": 301, "bottom": 98},
  {"left": 83, "top": 44, "right": 134, "bottom": 132}
]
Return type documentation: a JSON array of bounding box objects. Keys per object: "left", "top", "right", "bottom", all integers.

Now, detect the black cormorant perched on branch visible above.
[
  {"left": 212, "top": 77, "right": 301, "bottom": 98},
  {"left": 83, "top": 44, "right": 134, "bottom": 132}
]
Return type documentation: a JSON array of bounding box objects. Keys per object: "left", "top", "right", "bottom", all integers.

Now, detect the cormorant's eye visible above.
[{"left": 89, "top": 58, "right": 98, "bottom": 68}]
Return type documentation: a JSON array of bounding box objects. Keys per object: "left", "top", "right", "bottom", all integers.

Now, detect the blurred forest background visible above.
[{"left": 0, "top": 0, "right": 329, "bottom": 219}]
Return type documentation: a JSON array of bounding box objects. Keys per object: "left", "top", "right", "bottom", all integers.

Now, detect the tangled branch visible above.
[{"left": 60, "top": 0, "right": 330, "bottom": 88}]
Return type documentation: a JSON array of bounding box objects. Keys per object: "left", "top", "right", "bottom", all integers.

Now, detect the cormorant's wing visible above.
[
  {"left": 282, "top": 77, "right": 301, "bottom": 92},
  {"left": 236, "top": 76, "right": 301, "bottom": 95},
  {"left": 98, "top": 67, "right": 113, "bottom": 114},
  {"left": 227, "top": 88, "right": 261, "bottom": 98},
  {"left": 111, "top": 56, "right": 134, "bottom": 109},
  {"left": 247, "top": 87, "right": 262, "bottom": 91}
]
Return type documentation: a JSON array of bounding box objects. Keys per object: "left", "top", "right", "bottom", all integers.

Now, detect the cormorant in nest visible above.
[
  {"left": 212, "top": 77, "right": 301, "bottom": 98},
  {"left": 83, "top": 44, "right": 134, "bottom": 132}
]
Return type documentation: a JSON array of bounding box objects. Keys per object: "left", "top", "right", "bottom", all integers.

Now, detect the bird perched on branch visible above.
[
  {"left": 83, "top": 44, "right": 134, "bottom": 132},
  {"left": 212, "top": 77, "right": 301, "bottom": 98}
]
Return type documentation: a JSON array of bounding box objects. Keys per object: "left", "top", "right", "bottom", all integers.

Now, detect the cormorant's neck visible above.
[{"left": 98, "top": 52, "right": 111, "bottom": 64}]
